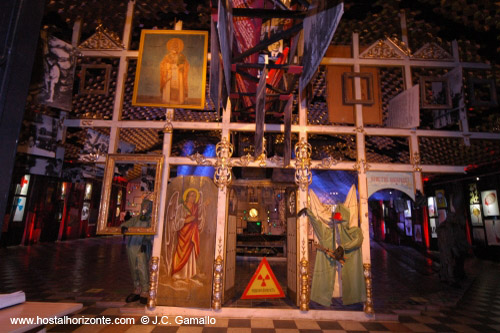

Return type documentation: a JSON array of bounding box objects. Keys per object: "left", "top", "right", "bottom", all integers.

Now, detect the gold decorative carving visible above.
[
  {"left": 294, "top": 138, "right": 312, "bottom": 191},
  {"left": 214, "top": 137, "right": 233, "bottom": 189},
  {"left": 269, "top": 155, "right": 283, "bottom": 165},
  {"left": 147, "top": 257, "right": 159, "bottom": 310},
  {"left": 189, "top": 152, "right": 212, "bottom": 166},
  {"left": 78, "top": 23, "right": 124, "bottom": 50},
  {"left": 412, "top": 152, "right": 422, "bottom": 172},
  {"left": 354, "top": 126, "right": 365, "bottom": 134},
  {"left": 212, "top": 255, "right": 224, "bottom": 310},
  {"left": 360, "top": 40, "right": 401, "bottom": 59},
  {"left": 363, "top": 263, "right": 374, "bottom": 314},
  {"left": 81, "top": 120, "right": 94, "bottom": 127},
  {"left": 413, "top": 42, "right": 452, "bottom": 60},
  {"left": 237, "top": 153, "right": 254, "bottom": 167},
  {"left": 387, "top": 36, "right": 411, "bottom": 56},
  {"left": 163, "top": 109, "right": 174, "bottom": 133},
  {"left": 353, "top": 159, "right": 370, "bottom": 173},
  {"left": 299, "top": 256, "right": 309, "bottom": 311},
  {"left": 317, "top": 156, "right": 340, "bottom": 169}
]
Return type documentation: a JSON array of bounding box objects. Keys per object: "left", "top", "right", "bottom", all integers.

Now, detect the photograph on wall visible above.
[
  {"left": 15, "top": 175, "right": 30, "bottom": 196},
  {"left": 481, "top": 190, "right": 499, "bottom": 217},
  {"left": 427, "top": 196, "right": 437, "bottom": 217},
  {"left": 472, "top": 228, "right": 486, "bottom": 245},
  {"left": 84, "top": 183, "right": 92, "bottom": 201},
  {"left": 12, "top": 197, "right": 27, "bottom": 222},
  {"left": 435, "top": 189, "right": 447, "bottom": 208},
  {"left": 17, "top": 114, "right": 64, "bottom": 158},
  {"left": 405, "top": 219, "right": 412, "bottom": 236},
  {"left": 158, "top": 175, "right": 218, "bottom": 308},
  {"left": 414, "top": 224, "right": 422, "bottom": 242},
  {"left": 397, "top": 222, "right": 405, "bottom": 234},
  {"left": 470, "top": 204, "right": 483, "bottom": 226},
  {"left": 484, "top": 219, "right": 500, "bottom": 246},
  {"left": 28, "top": 155, "right": 63, "bottom": 178},
  {"left": 132, "top": 30, "right": 208, "bottom": 109},
  {"left": 28, "top": 33, "right": 76, "bottom": 111},
  {"left": 429, "top": 218, "right": 438, "bottom": 238},
  {"left": 404, "top": 200, "right": 412, "bottom": 218},
  {"left": 438, "top": 209, "right": 447, "bottom": 224},
  {"left": 81, "top": 202, "right": 90, "bottom": 221}
]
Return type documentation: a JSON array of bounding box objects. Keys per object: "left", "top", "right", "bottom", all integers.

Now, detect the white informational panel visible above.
[
  {"left": 387, "top": 84, "right": 420, "bottom": 128},
  {"left": 367, "top": 171, "right": 415, "bottom": 200},
  {"left": 484, "top": 219, "right": 500, "bottom": 246},
  {"left": 481, "top": 190, "right": 499, "bottom": 217}
]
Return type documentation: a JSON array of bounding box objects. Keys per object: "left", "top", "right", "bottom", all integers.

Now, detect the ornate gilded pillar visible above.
[
  {"left": 147, "top": 256, "right": 159, "bottom": 310},
  {"left": 299, "top": 255, "right": 309, "bottom": 311},
  {"left": 214, "top": 137, "right": 233, "bottom": 189},
  {"left": 363, "top": 263, "right": 374, "bottom": 314},
  {"left": 294, "top": 138, "right": 312, "bottom": 191},
  {"left": 212, "top": 255, "right": 224, "bottom": 310}
]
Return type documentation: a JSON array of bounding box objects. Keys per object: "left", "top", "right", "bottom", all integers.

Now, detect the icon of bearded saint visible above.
[{"left": 163, "top": 187, "right": 209, "bottom": 287}]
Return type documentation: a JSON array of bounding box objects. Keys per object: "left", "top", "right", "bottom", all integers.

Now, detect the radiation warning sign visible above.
[{"left": 241, "top": 257, "right": 285, "bottom": 299}]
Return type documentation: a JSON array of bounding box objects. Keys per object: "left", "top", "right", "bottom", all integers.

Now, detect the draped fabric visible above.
[{"left": 307, "top": 188, "right": 366, "bottom": 306}]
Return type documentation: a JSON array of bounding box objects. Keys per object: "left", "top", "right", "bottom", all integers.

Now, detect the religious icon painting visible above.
[
  {"left": 157, "top": 176, "right": 218, "bottom": 308},
  {"left": 132, "top": 30, "right": 208, "bottom": 109}
]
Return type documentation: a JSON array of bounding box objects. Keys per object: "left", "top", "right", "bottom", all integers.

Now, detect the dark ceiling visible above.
[
  {"left": 25, "top": 0, "right": 500, "bottom": 181},
  {"left": 43, "top": 0, "right": 499, "bottom": 63}
]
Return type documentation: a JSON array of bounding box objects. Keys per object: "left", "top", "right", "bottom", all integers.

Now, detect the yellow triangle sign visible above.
[{"left": 241, "top": 257, "right": 285, "bottom": 299}]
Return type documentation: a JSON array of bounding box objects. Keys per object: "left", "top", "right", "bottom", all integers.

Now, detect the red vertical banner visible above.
[
  {"left": 232, "top": 0, "right": 264, "bottom": 108},
  {"left": 379, "top": 200, "right": 385, "bottom": 241},
  {"left": 422, "top": 206, "right": 430, "bottom": 249}
]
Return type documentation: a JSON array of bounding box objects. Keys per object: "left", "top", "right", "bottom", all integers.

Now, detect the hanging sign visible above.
[
  {"left": 241, "top": 257, "right": 284, "bottom": 299},
  {"left": 367, "top": 171, "right": 415, "bottom": 200}
]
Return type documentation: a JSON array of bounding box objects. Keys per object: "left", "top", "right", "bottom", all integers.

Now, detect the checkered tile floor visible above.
[{"left": 1, "top": 237, "right": 499, "bottom": 332}]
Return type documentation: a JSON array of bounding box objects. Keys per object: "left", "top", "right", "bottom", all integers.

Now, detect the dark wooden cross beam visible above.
[
  {"left": 232, "top": 8, "right": 306, "bottom": 19},
  {"left": 232, "top": 63, "right": 302, "bottom": 73},
  {"left": 232, "top": 23, "right": 303, "bottom": 62},
  {"left": 235, "top": 69, "right": 287, "bottom": 94}
]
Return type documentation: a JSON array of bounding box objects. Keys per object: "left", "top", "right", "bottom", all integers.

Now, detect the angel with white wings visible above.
[{"left": 164, "top": 187, "right": 209, "bottom": 287}]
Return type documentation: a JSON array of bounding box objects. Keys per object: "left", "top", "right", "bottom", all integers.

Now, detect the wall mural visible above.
[{"left": 158, "top": 176, "right": 218, "bottom": 308}]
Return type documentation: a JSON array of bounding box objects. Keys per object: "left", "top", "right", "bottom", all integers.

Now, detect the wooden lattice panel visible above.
[
  {"left": 309, "top": 134, "right": 356, "bottom": 161},
  {"left": 119, "top": 128, "right": 162, "bottom": 153},
  {"left": 419, "top": 137, "right": 500, "bottom": 166},
  {"left": 365, "top": 136, "right": 410, "bottom": 164},
  {"left": 170, "top": 130, "right": 220, "bottom": 157},
  {"left": 463, "top": 69, "right": 500, "bottom": 133}
]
